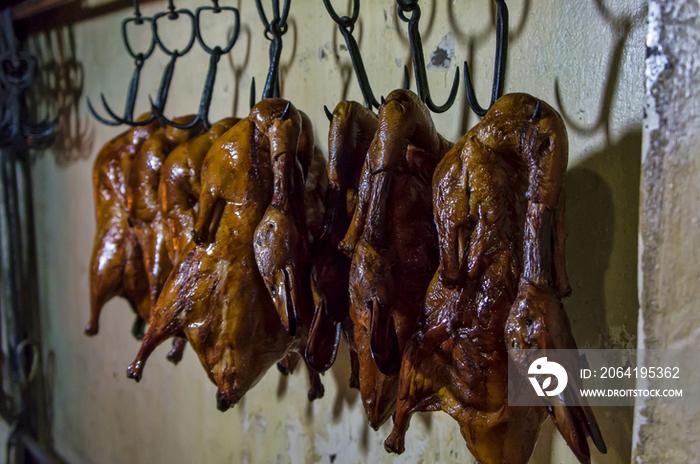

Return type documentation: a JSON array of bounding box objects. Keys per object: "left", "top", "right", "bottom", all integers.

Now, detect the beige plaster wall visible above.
[{"left": 28, "top": 0, "right": 645, "bottom": 463}]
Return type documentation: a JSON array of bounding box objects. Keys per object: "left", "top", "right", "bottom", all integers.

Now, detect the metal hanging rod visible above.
[{"left": 10, "top": 0, "right": 77, "bottom": 22}]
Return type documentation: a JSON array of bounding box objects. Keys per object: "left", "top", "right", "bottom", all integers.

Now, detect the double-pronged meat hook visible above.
[
  {"left": 252, "top": 0, "right": 291, "bottom": 104},
  {"left": 396, "top": 0, "right": 460, "bottom": 114},
  {"left": 87, "top": 0, "right": 158, "bottom": 126},
  {"left": 144, "top": 0, "right": 197, "bottom": 127},
  {"left": 463, "top": 0, "right": 508, "bottom": 117},
  {"left": 0, "top": 9, "right": 57, "bottom": 148},
  {"left": 322, "top": 0, "right": 410, "bottom": 120},
  {"left": 153, "top": 0, "right": 240, "bottom": 130}
]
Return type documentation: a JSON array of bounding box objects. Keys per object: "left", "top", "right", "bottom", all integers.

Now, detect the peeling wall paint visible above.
[
  {"left": 427, "top": 32, "right": 454, "bottom": 70},
  {"left": 29, "top": 0, "right": 645, "bottom": 463}
]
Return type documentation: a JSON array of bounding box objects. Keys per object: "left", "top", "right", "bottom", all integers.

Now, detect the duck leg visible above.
[
  {"left": 86, "top": 215, "right": 126, "bottom": 335},
  {"left": 167, "top": 337, "right": 187, "bottom": 364},
  {"left": 306, "top": 361, "right": 325, "bottom": 401},
  {"left": 277, "top": 352, "right": 301, "bottom": 375},
  {"left": 127, "top": 266, "right": 193, "bottom": 381}
]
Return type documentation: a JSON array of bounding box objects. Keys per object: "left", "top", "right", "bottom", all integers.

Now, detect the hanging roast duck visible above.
[
  {"left": 305, "top": 101, "right": 378, "bottom": 388},
  {"left": 505, "top": 194, "right": 607, "bottom": 463},
  {"left": 384, "top": 94, "right": 606, "bottom": 464},
  {"left": 252, "top": 108, "right": 327, "bottom": 400},
  {"left": 86, "top": 117, "right": 160, "bottom": 338},
  {"left": 126, "top": 116, "right": 203, "bottom": 359},
  {"left": 127, "top": 116, "right": 202, "bottom": 311},
  {"left": 339, "top": 88, "right": 453, "bottom": 428},
  {"left": 127, "top": 99, "right": 325, "bottom": 409},
  {"left": 159, "top": 118, "right": 239, "bottom": 267}
]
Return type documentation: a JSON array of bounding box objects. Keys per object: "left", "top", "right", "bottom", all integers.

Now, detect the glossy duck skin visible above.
[
  {"left": 297, "top": 112, "right": 328, "bottom": 245},
  {"left": 341, "top": 90, "right": 452, "bottom": 429},
  {"left": 304, "top": 145, "right": 328, "bottom": 244},
  {"left": 506, "top": 202, "right": 606, "bottom": 463},
  {"left": 384, "top": 94, "right": 602, "bottom": 464},
  {"left": 299, "top": 140, "right": 330, "bottom": 400},
  {"left": 253, "top": 113, "right": 307, "bottom": 336},
  {"left": 128, "top": 100, "right": 307, "bottom": 411},
  {"left": 127, "top": 116, "right": 203, "bottom": 312},
  {"left": 155, "top": 118, "right": 237, "bottom": 363},
  {"left": 253, "top": 109, "right": 327, "bottom": 400},
  {"left": 159, "top": 118, "right": 239, "bottom": 267},
  {"left": 306, "top": 101, "right": 377, "bottom": 378},
  {"left": 86, "top": 118, "right": 160, "bottom": 336}
]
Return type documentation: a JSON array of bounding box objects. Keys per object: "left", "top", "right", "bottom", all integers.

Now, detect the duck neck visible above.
[
  {"left": 271, "top": 152, "right": 300, "bottom": 211},
  {"left": 522, "top": 201, "right": 552, "bottom": 288}
]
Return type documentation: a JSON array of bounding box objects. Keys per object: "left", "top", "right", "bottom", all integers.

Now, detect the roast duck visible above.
[
  {"left": 339, "top": 89, "right": 453, "bottom": 429},
  {"left": 154, "top": 118, "right": 239, "bottom": 362},
  {"left": 159, "top": 118, "right": 240, "bottom": 267},
  {"left": 87, "top": 115, "right": 224, "bottom": 359},
  {"left": 87, "top": 117, "right": 160, "bottom": 338},
  {"left": 383, "top": 94, "right": 606, "bottom": 464},
  {"left": 87, "top": 84, "right": 604, "bottom": 462},
  {"left": 305, "top": 101, "right": 378, "bottom": 389},
  {"left": 127, "top": 99, "right": 326, "bottom": 409}
]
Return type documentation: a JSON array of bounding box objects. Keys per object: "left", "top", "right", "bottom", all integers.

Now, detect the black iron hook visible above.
[
  {"left": 152, "top": 1, "right": 197, "bottom": 57},
  {"left": 254, "top": 0, "right": 291, "bottom": 101},
  {"left": 142, "top": 0, "right": 198, "bottom": 123},
  {"left": 323, "top": 0, "right": 379, "bottom": 110},
  {"left": 0, "top": 9, "right": 58, "bottom": 147},
  {"left": 153, "top": 3, "right": 240, "bottom": 130},
  {"left": 87, "top": 0, "right": 158, "bottom": 126},
  {"left": 396, "top": 0, "right": 460, "bottom": 114},
  {"left": 280, "top": 101, "right": 291, "bottom": 121},
  {"left": 249, "top": 77, "right": 256, "bottom": 110},
  {"left": 322, "top": 0, "right": 410, "bottom": 121},
  {"left": 463, "top": 0, "right": 508, "bottom": 117}
]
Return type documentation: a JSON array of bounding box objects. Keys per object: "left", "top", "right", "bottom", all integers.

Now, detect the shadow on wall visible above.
[
  {"left": 552, "top": 9, "right": 645, "bottom": 464},
  {"left": 565, "top": 130, "right": 642, "bottom": 350},
  {"left": 528, "top": 2, "right": 645, "bottom": 462},
  {"left": 556, "top": 0, "right": 645, "bottom": 350},
  {"left": 328, "top": 339, "right": 360, "bottom": 423},
  {"left": 27, "top": 26, "right": 93, "bottom": 167},
  {"left": 536, "top": 129, "right": 641, "bottom": 464},
  {"left": 228, "top": 23, "right": 252, "bottom": 117},
  {"left": 278, "top": 19, "right": 299, "bottom": 99}
]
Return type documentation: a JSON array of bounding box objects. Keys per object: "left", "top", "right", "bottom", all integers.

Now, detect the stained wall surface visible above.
[
  {"left": 633, "top": 0, "right": 700, "bottom": 462},
  {"left": 28, "top": 0, "right": 645, "bottom": 463}
]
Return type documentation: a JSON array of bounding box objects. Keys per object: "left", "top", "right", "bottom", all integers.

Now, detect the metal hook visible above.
[
  {"left": 153, "top": 3, "right": 240, "bottom": 130},
  {"left": 254, "top": 0, "right": 291, "bottom": 101},
  {"left": 152, "top": 3, "right": 197, "bottom": 57},
  {"left": 250, "top": 77, "right": 256, "bottom": 110},
  {"left": 146, "top": 0, "right": 197, "bottom": 123},
  {"left": 280, "top": 101, "right": 291, "bottom": 121},
  {"left": 87, "top": 1, "right": 158, "bottom": 126},
  {"left": 322, "top": 0, "right": 410, "bottom": 120},
  {"left": 463, "top": 0, "right": 508, "bottom": 117},
  {"left": 323, "top": 105, "right": 333, "bottom": 122},
  {"left": 396, "top": 0, "right": 460, "bottom": 114},
  {"left": 0, "top": 11, "right": 58, "bottom": 146},
  {"left": 323, "top": 0, "right": 378, "bottom": 109}
]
